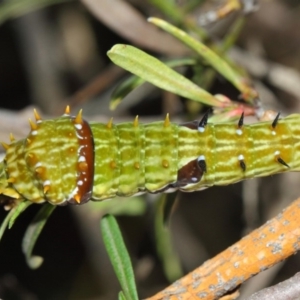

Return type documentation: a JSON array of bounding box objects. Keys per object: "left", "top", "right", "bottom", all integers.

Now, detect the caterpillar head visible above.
[{"left": 0, "top": 108, "right": 94, "bottom": 207}]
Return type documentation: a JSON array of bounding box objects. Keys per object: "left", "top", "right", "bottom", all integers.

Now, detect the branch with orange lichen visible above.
[{"left": 145, "top": 197, "right": 300, "bottom": 300}]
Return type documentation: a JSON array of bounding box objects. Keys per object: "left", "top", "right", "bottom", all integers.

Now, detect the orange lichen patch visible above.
[
  {"left": 146, "top": 197, "right": 300, "bottom": 300},
  {"left": 28, "top": 118, "right": 38, "bottom": 131},
  {"left": 74, "top": 109, "right": 83, "bottom": 125}
]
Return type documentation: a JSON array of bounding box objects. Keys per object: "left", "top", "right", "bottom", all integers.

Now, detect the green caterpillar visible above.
[{"left": 0, "top": 107, "right": 298, "bottom": 207}]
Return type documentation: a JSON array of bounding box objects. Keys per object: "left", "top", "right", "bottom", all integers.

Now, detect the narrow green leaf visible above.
[
  {"left": 155, "top": 194, "right": 183, "bottom": 282},
  {"left": 0, "top": 207, "right": 16, "bottom": 241},
  {"left": 118, "top": 291, "right": 127, "bottom": 300},
  {"left": 9, "top": 201, "right": 33, "bottom": 229},
  {"left": 101, "top": 214, "right": 138, "bottom": 300},
  {"left": 110, "top": 76, "right": 145, "bottom": 110},
  {"left": 148, "top": 17, "right": 258, "bottom": 103},
  {"left": 0, "top": 0, "right": 72, "bottom": 25},
  {"left": 108, "top": 44, "right": 223, "bottom": 107},
  {"left": 22, "top": 203, "right": 56, "bottom": 269},
  {"left": 110, "top": 58, "right": 197, "bottom": 110}
]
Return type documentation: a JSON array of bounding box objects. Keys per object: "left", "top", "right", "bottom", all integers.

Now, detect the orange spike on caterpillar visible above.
[
  {"left": 33, "top": 109, "right": 42, "bottom": 122},
  {"left": 1, "top": 142, "right": 9, "bottom": 151},
  {"left": 133, "top": 115, "right": 139, "bottom": 127},
  {"left": 164, "top": 113, "right": 170, "bottom": 127},
  {"left": 64, "top": 105, "right": 71, "bottom": 116},
  {"left": 9, "top": 133, "right": 15, "bottom": 142},
  {"left": 28, "top": 118, "right": 38, "bottom": 131},
  {"left": 35, "top": 167, "right": 44, "bottom": 175},
  {"left": 74, "top": 194, "right": 81, "bottom": 203},
  {"left": 43, "top": 184, "right": 50, "bottom": 194},
  {"left": 74, "top": 109, "right": 83, "bottom": 125},
  {"left": 106, "top": 117, "right": 113, "bottom": 129}
]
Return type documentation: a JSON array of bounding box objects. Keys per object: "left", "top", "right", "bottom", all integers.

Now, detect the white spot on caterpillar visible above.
[
  {"left": 274, "top": 150, "right": 280, "bottom": 156},
  {"left": 76, "top": 132, "right": 83, "bottom": 139},
  {"left": 77, "top": 180, "right": 83, "bottom": 186},
  {"left": 198, "top": 126, "right": 205, "bottom": 133},
  {"left": 198, "top": 155, "right": 205, "bottom": 161},
  {"left": 75, "top": 124, "right": 82, "bottom": 130},
  {"left": 69, "top": 187, "right": 79, "bottom": 199},
  {"left": 236, "top": 129, "right": 243, "bottom": 135},
  {"left": 35, "top": 162, "right": 42, "bottom": 168},
  {"left": 238, "top": 154, "right": 244, "bottom": 161},
  {"left": 31, "top": 130, "right": 38, "bottom": 136},
  {"left": 78, "top": 156, "right": 86, "bottom": 162},
  {"left": 43, "top": 180, "right": 51, "bottom": 186},
  {"left": 272, "top": 130, "right": 276, "bottom": 136}
]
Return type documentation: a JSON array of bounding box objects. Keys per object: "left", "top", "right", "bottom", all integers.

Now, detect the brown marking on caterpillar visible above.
[
  {"left": 68, "top": 118, "right": 94, "bottom": 205},
  {"left": 179, "top": 120, "right": 199, "bottom": 130},
  {"left": 176, "top": 158, "right": 204, "bottom": 187}
]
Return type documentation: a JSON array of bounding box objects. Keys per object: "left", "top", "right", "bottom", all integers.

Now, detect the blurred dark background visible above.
[{"left": 0, "top": 1, "right": 300, "bottom": 299}]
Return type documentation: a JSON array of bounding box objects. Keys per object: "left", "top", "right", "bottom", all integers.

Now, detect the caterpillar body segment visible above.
[{"left": 0, "top": 110, "right": 299, "bottom": 206}]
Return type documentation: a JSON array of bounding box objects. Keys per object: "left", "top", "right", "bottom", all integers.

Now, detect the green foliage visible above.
[
  {"left": 108, "top": 45, "right": 223, "bottom": 108},
  {"left": 0, "top": 200, "right": 33, "bottom": 241},
  {"left": 101, "top": 214, "right": 139, "bottom": 300},
  {"left": 22, "top": 203, "right": 56, "bottom": 269},
  {"left": 155, "top": 194, "right": 183, "bottom": 282},
  {"left": 110, "top": 58, "right": 197, "bottom": 110}
]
